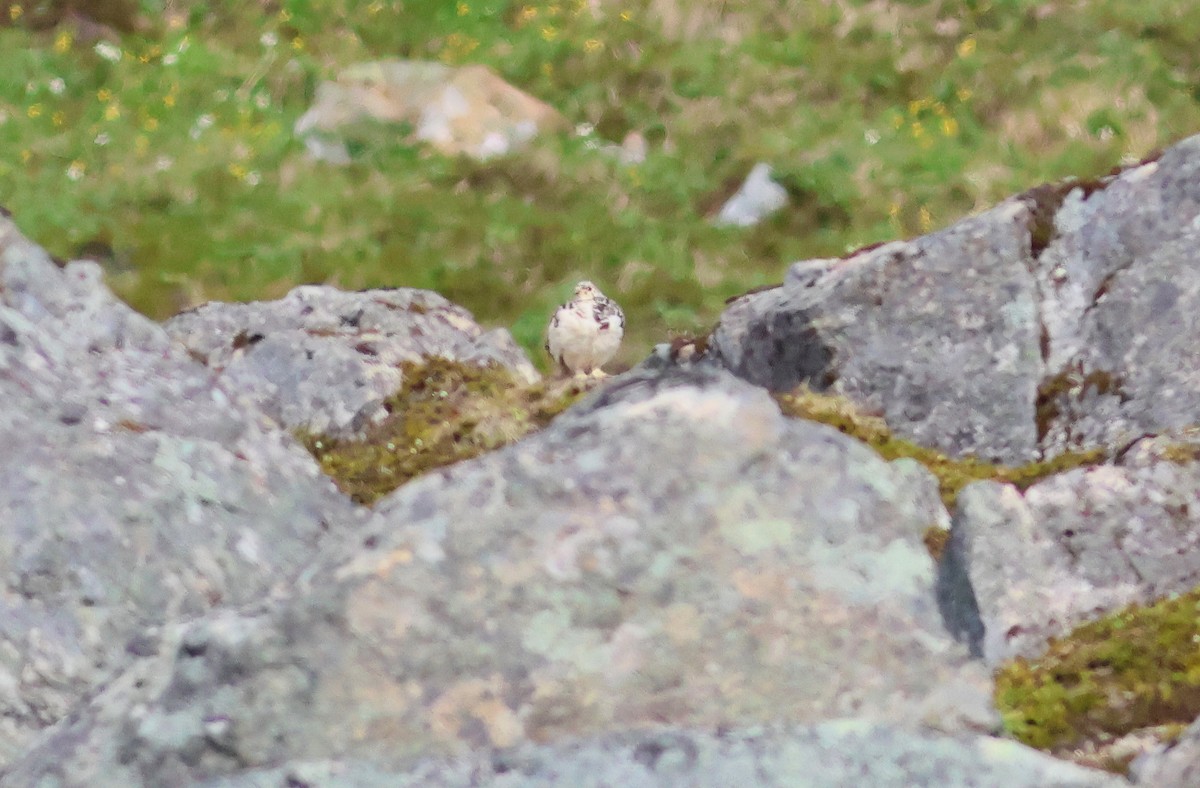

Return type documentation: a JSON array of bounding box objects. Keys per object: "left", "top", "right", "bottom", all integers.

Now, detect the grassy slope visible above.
[{"left": 2, "top": 0, "right": 1198, "bottom": 370}]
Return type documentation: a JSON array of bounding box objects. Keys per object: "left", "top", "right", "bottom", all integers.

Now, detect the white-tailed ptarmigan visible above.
[{"left": 545, "top": 280, "right": 624, "bottom": 377}]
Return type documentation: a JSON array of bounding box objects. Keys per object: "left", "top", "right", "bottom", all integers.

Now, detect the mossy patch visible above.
[
  {"left": 922, "top": 526, "right": 951, "bottom": 562},
  {"left": 772, "top": 386, "right": 1104, "bottom": 512},
  {"left": 994, "top": 588, "right": 1200, "bottom": 772},
  {"left": 299, "top": 358, "right": 588, "bottom": 505},
  {"left": 1035, "top": 365, "right": 1127, "bottom": 442},
  {"left": 1022, "top": 178, "right": 1111, "bottom": 259}
]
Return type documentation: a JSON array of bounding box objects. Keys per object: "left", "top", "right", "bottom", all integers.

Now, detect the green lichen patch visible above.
[
  {"left": 299, "top": 358, "right": 588, "bottom": 505},
  {"left": 773, "top": 386, "right": 1104, "bottom": 512},
  {"left": 994, "top": 589, "right": 1200, "bottom": 771}
]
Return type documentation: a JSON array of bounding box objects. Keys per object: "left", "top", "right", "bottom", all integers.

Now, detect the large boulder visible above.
[
  {"left": 165, "top": 286, "right": 537, "bottom": 437},
  {"left": 2, "top": 365, "right": 1002, "bottom": 785},
  {"left": 0, "top": 217, "right": 357, "bottom": 766},
  {"left": 711, "top": 199, "right": 1043, "bottom": 464},
  {"left": 711, "top": 134, "right": 1200, "bottom": 465}
]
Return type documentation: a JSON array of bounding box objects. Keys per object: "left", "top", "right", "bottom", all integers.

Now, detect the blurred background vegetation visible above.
[{"left": 3, "top": 0, "right": 1199, "bottom": 369}]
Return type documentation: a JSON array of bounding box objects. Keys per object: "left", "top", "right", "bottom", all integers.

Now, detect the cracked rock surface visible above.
[{"left": 711, "top": 134, "right": 1200, "bottom": 465}]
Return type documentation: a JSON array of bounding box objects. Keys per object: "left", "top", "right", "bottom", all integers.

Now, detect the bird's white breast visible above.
[{"left": 548, "top": 302, "right": 623, "bottom": 373}]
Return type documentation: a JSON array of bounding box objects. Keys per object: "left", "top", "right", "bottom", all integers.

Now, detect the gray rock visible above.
[
  {"left": 945, "top": 437, "right": 1200, "bottom": 664},
  {"left": 711, "top": 134, "right": 1200, "bottom": 463},
  {"left": 711, "top": 198, "right": 1043, "bottom": 464},
  {"left": 164, "top": 286, "right": 537, "bottom": 436},
  {"left": 3, "top": 365, "right": 996, "bottom": 785},
  {"left": 1034, "top": 141, "right": 1200, "bottom": 454},
  {"left": 712, "top": 163, "right": 790, "bottom": 228},
  {"left": 0, "top": 217, "right": 356, "bottom": 766},
  {"left": 1132, "top": 716, "right": 1200, "bottom": 787},
  {"left": 192, "top": 722, "right": 1123, "bottom": 788}
]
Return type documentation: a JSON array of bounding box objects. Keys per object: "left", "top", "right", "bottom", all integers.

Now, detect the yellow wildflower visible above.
[
  {"left": 27, "top": 104, "right": 42, "bottom": 118},
  {"left": 52, "top": 111, "right": 64, "bottom": 127},
  {"left": 541, "top": 25, "right": 557, "bottom": 40},
  {"left": 104, "top": 103, "right": 120, "bottom": 120},
  {"left": 584, "top": 38, "right": 603, "bottom": 52},
  {"left": 54, "top": 32, "right": 72, "bottom": 53},
  {"left": 9, "top": 4, "right": 21, "bottom": 21},
  {"left": 941, "top": 117, "right": 958, "bottom": 137},
  {"left": 97, "top": 88, "right": 112, "bottom": 102},
  {"left": 919, "top": 206, "right": 933, "bottom": 231},
  {"left": 957, "top": 37, "right": 976, "bottom": 57},
  {"left": 457, "top": 1, "right": 468, "bottom": 15}
]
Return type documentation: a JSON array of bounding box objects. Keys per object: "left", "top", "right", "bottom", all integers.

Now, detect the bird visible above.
[{"left": 545, "top": 280, "right": 625, "bottom": 377}]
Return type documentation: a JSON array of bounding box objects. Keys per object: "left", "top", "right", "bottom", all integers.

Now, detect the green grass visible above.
[{"left": 3, "top": 1, "right": 1199, "bottom": 369}]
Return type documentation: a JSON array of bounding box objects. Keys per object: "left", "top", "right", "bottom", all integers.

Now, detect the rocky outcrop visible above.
[
  {"left": 19, "top": 124, "right": 1200, "bottom": 782},
  {"left": 2, "top": 365, "right": 1006, "bottom": 785},
  {"left": 165, "top": 286, "right": 537, "bottom": 436},
  {"left": 0, "top": 218, "right": 358, "bottom": 765},
  {"left": 711, "top": 199, "right": 1044, "bottom": 464},
  {"left": 710, "top": 137, "right": 1200, "bottom": 466}
]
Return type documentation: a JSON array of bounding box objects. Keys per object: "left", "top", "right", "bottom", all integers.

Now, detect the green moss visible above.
[
  {"left": 772, "top": 386, "right": 1104, "bottom": 513},
  {"left": 299, "top": 358, "right": 587, "bottom": 505},
  {"left": 995, "top": 589, "right": 1200, "bottom": 770},
  {"left": 1151, "top": 443, "right": 1200, "bottom": 465}
]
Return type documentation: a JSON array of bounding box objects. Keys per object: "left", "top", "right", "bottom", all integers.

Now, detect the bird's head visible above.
[{"left": 573, "top": 281, "right": 601, "bottom": 300}]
